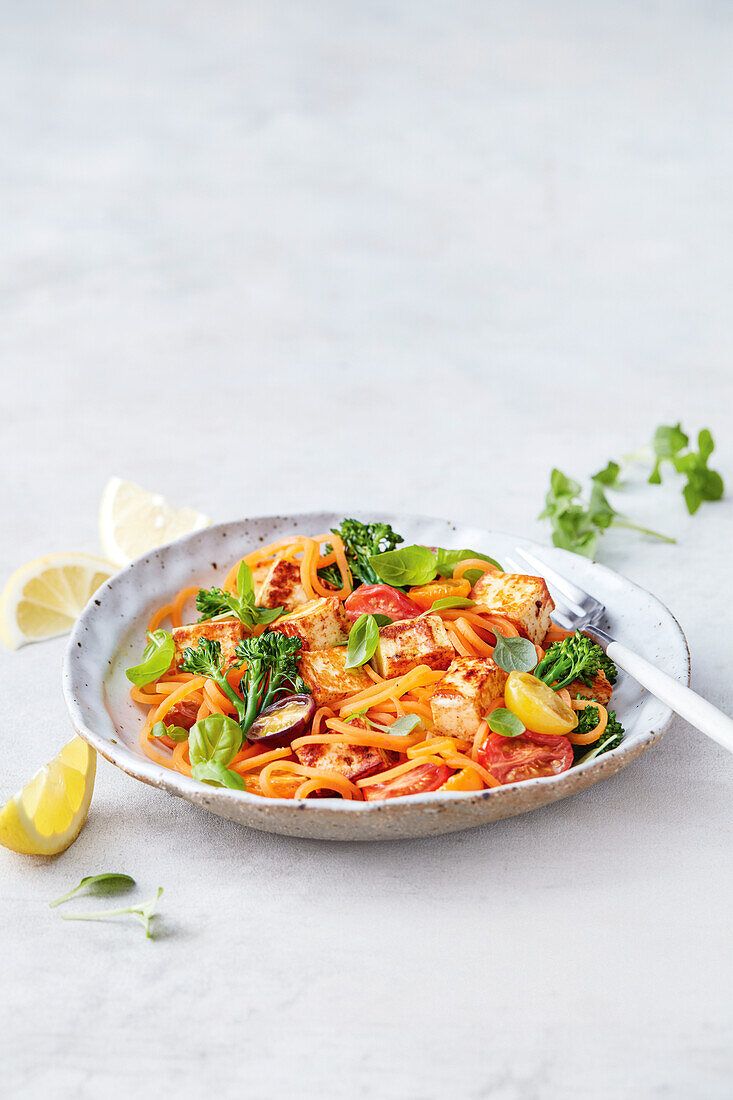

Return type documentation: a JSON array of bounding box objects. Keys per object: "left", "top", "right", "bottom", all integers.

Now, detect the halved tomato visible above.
[
  {"left": 344, "top": 584, "right": 423, "bottom": 623},
  {"left": 362, "top": 762, "right": 452, "bottom": 801},
  {"left": 477, "top": 731, "right": 573, "bottom": 784}
]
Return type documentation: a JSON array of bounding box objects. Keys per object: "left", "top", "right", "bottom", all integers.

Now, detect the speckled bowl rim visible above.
[{"left": 62, "top": 512, "right": 690, "bottom": 838}]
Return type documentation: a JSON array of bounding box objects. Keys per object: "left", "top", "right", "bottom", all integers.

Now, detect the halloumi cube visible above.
[
  {"left": 172, "top": 620, "right": 243, "bottom": 671},
  {"left": 371, "top": 614, "right": 455, "bottom": 679},
  {"left": 430, "top": 656, "right": 508, "bottom": 737},
  {"left": 470, "top": 573, "right": 554, "bottom": 645},
  {"left": 294, "top": 737, "right": 397, "bottom": 784},
  {"left": 298, "top": 646, "right": 373, "bottom": 708},
  {"left": 257, "top": 558, "right": 309, "bottom": 613},
  {"left": 568, "top": 671, "right": 613, "bottom": 706},
  {"left": 251, "top": 560, "right": 272, "bottom": 603},
  {"left": 270, "top": 597, "right": 350, "bottom": 651}
]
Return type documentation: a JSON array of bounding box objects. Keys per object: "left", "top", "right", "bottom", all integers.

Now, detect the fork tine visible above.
[
  {"left": 504, "top": 553, "right": 587, "bottom": 617},
  {"left": 513, "top": 546, "right": 603, "bottom": 615}
]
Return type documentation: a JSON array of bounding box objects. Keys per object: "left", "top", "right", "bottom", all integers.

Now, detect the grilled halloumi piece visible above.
[
  {"left": 371, "top": 614, "right": 455, "bottom": 679},
  {"left": 257, "top": 558, "right": 309, "bottom": 612},
  {"left": 270, "top": 597, "right": 349, "bottom": 651},
  {"left": 470, "top": 572, "right": 554, "bottom": 645},
  {"left": 568, "top": 671, "right": 613, "bottom": 706},
  {"left": 298, "top": 646, "right": 372, "bottom": 708},
  {"left": 251, "top": 561, "right": 272, "bottom": 603},
  {"left": 294, "top": 737, "right": 397, "bottom": 783},
  {"left": 430, "top": 656, "right": 508, "bottom": 737},
  {"left": 172, "top": 620, "right": 243, "bottom": 671}
]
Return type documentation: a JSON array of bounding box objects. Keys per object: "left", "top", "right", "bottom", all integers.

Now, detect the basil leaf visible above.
[
  {"left": 237, "top": 559, "right": 254, "bottom": 600},
  {"left": 428, "top": 596, "right": 476, "bottom": 612},
  {"left": 151, "top": 721, "right": 188, "bottom": 743},
  {"left": 487, "top": 708, "right": 525, "bottom": 738},
  {"left": 373, "top": 614, "right": 393, "bottom": 627},
  {"left": 370, "top": 545, "right": 437, "bottom": 586},
  {"left": 363, "top": 713, "right": 421, "bottom": 735},
  {"left": 345, "top": 613, "right": 380, "bottom": 668},
  {"left": 492, "top": 632, "right": 538, "bottom": 673},
  {"left": 191, "top": 761, "right": 246, "bottom": 790},
  {"left": 592, "top": 460, "right": 621, "bottom": 487},
  {"left": 433, "top": 548, "right": 502, "bottom": 577},
  {"left": 126, "top": 630, "right": 175, "bottom": 687},
  {"left": 188, "top": 714, "right": 243, "bottom": 766},
  {"left": 49, "top": 873, "right": 136, "bottom": 909},
  {"left": 386, "top": 715, "right": 421, "bottom": 736}
]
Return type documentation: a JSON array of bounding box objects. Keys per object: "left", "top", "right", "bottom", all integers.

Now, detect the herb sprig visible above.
[{"left": 196, "top": 561, "right": 283, "bottom": 628}]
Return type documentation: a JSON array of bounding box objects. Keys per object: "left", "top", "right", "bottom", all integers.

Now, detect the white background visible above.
[{"left": 1, "top": 3, "right": 732, "bottom": 1098}]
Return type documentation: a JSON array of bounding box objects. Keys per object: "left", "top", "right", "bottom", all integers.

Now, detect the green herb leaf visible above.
[
  {"left": 188, "top": 714, "right": 243, "bottom": 767},
  {"left": 191, "top": 761, "right": 246, "bottom": 790},
  {"left": 649, "top": 423, "right": 689, "bottom": 483},
  {"left": 370, "top": 544, "right": 438, "bottom": 587},
  {"left": 60, "top": 887, "right": 163, "bottom": 938},
  {"left": 125, "top": 630, "right": 175, "bottom": 687},
  {"left": 487, "top": 708, "right": 525, "bottom": 737},
  {"left": 428, "top": 596, "right": 476, "bottom": 612},
  {"left": 362, "top": 713, "right": 421, "bottom": 735},
  {"left": 387, "top": 715, "right": 421, "bottom": 735},
  {"left": 345, "top": 613, "right": 380, "bottom": 668},
  {"left": 49, "top": 873, "right": 135, "bottom": 909},
  {"left": 196, "top": 560, "right": 283, "bottom": 628},
  {"left": 372, "top": 614, "right": 393, "bottom": 627},
  {"left": 492, "top": 632, "right": 538, "bottom": 673},
  {"left": 540, "top": 466, "right": 674, "bottom": 557},
  {"left": 151, "top": 720, "right": 188, "bottom": 743},
  {"left": 592, "top": 460, "right": 622, "bottom": 487},
  {"left": 433, "top": 548, "right": 502, "bottom": 577}
]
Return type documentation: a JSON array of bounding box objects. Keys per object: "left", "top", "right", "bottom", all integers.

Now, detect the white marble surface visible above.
[{"left": 1, "top": 2, "right": 732, "bottom": 1097}]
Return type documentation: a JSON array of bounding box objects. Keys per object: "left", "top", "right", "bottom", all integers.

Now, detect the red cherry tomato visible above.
[
  {"left": 477, "top": 732, "right": 573, "bottom": 784},
  {"left": 344, "top": 584, "right": 423, "bottom": 623},
  {"left": 362, "top": 763, "right": 452, "bottom": 801}
]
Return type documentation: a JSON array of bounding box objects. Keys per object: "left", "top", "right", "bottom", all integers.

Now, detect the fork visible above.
[{"left": 503, "top": 546, "right": 733, "bottom": 755}]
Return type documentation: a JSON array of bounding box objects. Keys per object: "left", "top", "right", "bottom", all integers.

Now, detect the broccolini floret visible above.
[
  {"left": 574, "top": 710, "right": 625, "bottom": 765},
  {"left": 534, "top": 631, "right": 618, "bottom": 691},
  {"left": 319, "top": 518, "right": 404, "bottom": 589},
  {"left": 180, "top": 632, "right": 308, "bottom": 736}
]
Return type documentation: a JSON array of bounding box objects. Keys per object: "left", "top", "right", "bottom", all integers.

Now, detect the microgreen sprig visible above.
[{"left": 59, "top": 887, "right": 163, "bottom": 939}]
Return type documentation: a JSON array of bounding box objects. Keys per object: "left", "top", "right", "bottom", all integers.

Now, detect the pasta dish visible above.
[{"left": 127, "top": 520, "right": 624, "bottom": 801}]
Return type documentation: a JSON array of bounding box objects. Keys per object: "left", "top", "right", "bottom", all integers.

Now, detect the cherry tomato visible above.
[
  {"left": 362, "top": 763, "right": 452, "bottom": 801},
  {"left": 477, "top": 731, "right": 573, "bottom": 784},
  {"left": 440, "top": 767, "right": 484, "bottom": 792},
  {"left": 344, "top": 584, "right": 423, "bottom": 623},
  {"left": 504, "top": 671, "right": 577, "bottom": 735},
  {"left": 408, "top": 578, "right": 471, "bottom": 611}
]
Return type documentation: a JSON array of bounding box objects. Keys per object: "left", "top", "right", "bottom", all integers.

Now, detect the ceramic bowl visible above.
[{"left": 62, "top": 512, "right": 690, "bottom": 841}]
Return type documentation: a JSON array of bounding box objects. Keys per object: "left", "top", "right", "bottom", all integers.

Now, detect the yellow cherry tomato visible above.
[
  {"left": 504, "top": 672, "right": 578, "bottom": 736},
  {"left": 440, "top": 767, "right": 484, "bottom": 792},
  {"left": 408, "top": 578, "right": 471, "bottom": 611}
]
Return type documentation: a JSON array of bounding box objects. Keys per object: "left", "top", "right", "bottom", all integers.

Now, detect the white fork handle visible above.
[{"left": 607, "top": 642, "right": 733, "bottom": 755}]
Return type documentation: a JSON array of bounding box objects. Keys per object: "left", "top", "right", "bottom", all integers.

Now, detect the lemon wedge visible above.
[
  {"left": 99, "top": 477, "right": 210, "bottom": 567},
  {"left": 0, "top": 736, "right": 96, "bottom": 855},
  {"left": 0, "top": 553, "right": 115, "bottom": 650}
]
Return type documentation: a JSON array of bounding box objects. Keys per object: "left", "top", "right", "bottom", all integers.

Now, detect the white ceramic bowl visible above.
[{"left": 62, "top": 512, "right": 690, "bottom": 841}]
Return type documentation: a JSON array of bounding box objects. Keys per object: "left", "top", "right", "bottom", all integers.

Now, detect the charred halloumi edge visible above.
[
  {"left": 371, "top": 614, "right": 455, "bottom": 678},
  {"left": 430, "top": 656, "right": 508, "bottom": 738},
  {"left": 298, "top": 645, "right": 372, "bottom": 707},
  {"left": 270, "top": 597, "right": 350, "bottom": 651},
  {"left": 470, "top": 572, "right": 554, "bottom": 645},
  {"left": 171, "top": 620, "right": 244, "bottom": 671},
  {"left": 257, "top": 557, "right": 309, "bottom": 612}
]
